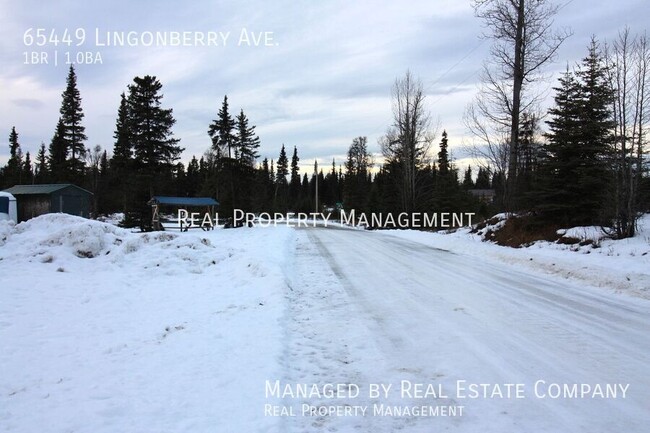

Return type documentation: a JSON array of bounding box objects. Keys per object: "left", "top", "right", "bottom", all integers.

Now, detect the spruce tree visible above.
[
  {"left": 208, "top": 95, "right": 236, "bottom": 160},
  {"left": 275, "top": 145, "right": 289, "bottom": 210},
  {"left": 538, "top": 40, "right": 613, "bottom": 226},
  {"left": 48, "top": 119, "right": 68, "bottom": 182},
  {"left": 186, "top": 156, "right": 201, "bottom": 196},
  {"left": 111, "top": 92, "right": 132, "bottom": 169},
  {"left": 289, "top": 146, "right": 301, "bottom": 206},
  {"left": 462, "top": 166, "right": 474, "bottom": 190},
  {"left": 235, "top": 109, "right": 260, "bottom": 167},
  {"left": 35, "top": 142, "right": 48, "bottom": 183},
  {"left": 5, "top": 126, "right": 23, "bottom": 186},
  {"left": 437, "top": 130, "right": 450, "bottom": 176},
  {"left": 432, "top": 130, "right": 461, "bottom": 215},
  {"left": 575, "top": 38, "right": 615, "bottom": 225},
  {"left": 475, "top": 167, "right": 491, "bottom": 189},
  {"left": 128, "top": 75, "right": 182, "bottom": 169},
  {"left": 276, "top": 144, "right": 289, "bottom": 184},
  {"left": 125, "top": 75, "right": 182, "bottom": 223},
  {"left": 537, "top": 69, "right": 582, "bottom": 223},
  {"left": 23, "top": 152, "right": 33, "bottom": 184},
  {"left": 59, "top": 65, "right": 87, "bottom": 181},
  {"left": 109, "top": 92, "right": 134, "bottom": 213}
]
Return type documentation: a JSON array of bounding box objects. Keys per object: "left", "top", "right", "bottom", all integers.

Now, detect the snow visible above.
[
  {"left": 1, "top": 213, "right": 649, "bottom": 432},
  {"left": 0, "top": 214, "right": 294, "bottom": 433},
  {"left": 383, "top": 214, "right": 650, "bottom": 299}
]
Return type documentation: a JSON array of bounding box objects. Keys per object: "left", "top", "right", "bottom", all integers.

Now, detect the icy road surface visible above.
[{"left": 282, "top": 226, "right": 650, "bottom": 432}]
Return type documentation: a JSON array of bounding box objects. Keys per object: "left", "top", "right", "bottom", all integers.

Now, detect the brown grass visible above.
[{"left": 486, "top": 215, "right": 563, "bottom": 248}]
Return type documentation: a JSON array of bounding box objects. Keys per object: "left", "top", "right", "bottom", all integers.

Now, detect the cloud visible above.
[
  {"left": 11, "top": 98, "right": 44, "bottom": 109},
  {"left": 0, "top": 0, "right": 647, "bottom": 168}
]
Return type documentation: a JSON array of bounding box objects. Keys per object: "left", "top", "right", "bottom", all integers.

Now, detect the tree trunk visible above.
[{"left": 506, "top": 0, "right": 525, "bottom": 212}]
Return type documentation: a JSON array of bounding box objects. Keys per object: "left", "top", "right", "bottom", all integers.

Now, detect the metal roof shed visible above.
[{"left": 2, "top": 184, "right": 93, "bottom": 222}]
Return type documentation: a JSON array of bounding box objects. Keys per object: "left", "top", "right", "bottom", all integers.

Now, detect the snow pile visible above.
[
  {"left": 95, "top": 212, "right": 124, "bottom": 225},
  {"left": 0, "top": 219, "right": 14, "bottom": 246},
  {"left": 12, "top": 213, "right": 131, "bottom": 259},
  {"left": 0, "top": 214, "right": 295, "bottom": 433},
  {"left": 384, "top": 214, "right": 650, "bottom": 299}
]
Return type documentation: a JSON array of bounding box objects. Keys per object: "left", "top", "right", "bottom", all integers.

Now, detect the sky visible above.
[{"left": 0, "top": 0, "right": 648, "bottom": 172}]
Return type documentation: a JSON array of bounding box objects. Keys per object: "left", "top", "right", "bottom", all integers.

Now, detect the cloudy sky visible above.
[{"left": 0, "top": 0, "right": 647, "bottom": 171}]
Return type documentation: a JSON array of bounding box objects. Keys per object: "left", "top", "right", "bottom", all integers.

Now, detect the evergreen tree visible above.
[
  {"left": 462, "top": 165, "right": 474, "bottom": 190},
  {"left": 126, "top": 75, "right": 183, "bottom": 226},
  {"left": 207, "top": 96, "right": 238, "bottom": 211},
  {"left": 276, "top": 144, "right": 289, "bottom": 184},
  {"left": 437, "top": 130, "right": 450, "bottom": 176},
  {"left": 289, "top": 146, "right": 301, "bottom": 206},
  {"left": 35, "top": 142, "right": 48, "bottom": 183},
  {"left": 517, "top": 112, "right": 543, "bottom": 204},
  {"left": 576, "top": 39, "right": 615, "bottom": 224},
  {"left": 48, "top": 119, "right": 68, "bottom": 182},
  {"left": 5, "top": 126, "right": 23, "bottom": 186},
  {"left": 275, "top": 145, "right": 289, "bottom": 210},
  {"left": 432, "top": 130, "right": 462, "bottom": 215},
  {"left": 109, "top": 92, "right": 134, "bottom": 213},
  {"left": 128, "top": 75, "right": 182, "bottom": 170},
  {"left": 59, "top": 65, "right": 87, "bottom": 181},
  {"left": 186, "top": 156, "right": 201, "bottom": 196},
  {"left": 536, "top": 69, "right": 582, "bottom": 223},
  {"left": 537, "top": 41, "right": 614, "bottom": 226},
  {"left": 235, "top": 109, "right": 260, "bottom": 167},
  {"left": 325, "top": 159, "right": 341, "bottom": 207},
  {"left": 111, "top": 93, "right": 132, "bottom": 168},
  {"left": 23, "top": 152, "right": 33, "bottom": 184},
  {"left": 208, "top": 96, "right": 236, "bottom": 160},
  {"left": 475, "top": 167, "right": 491, "bottom": 189}
]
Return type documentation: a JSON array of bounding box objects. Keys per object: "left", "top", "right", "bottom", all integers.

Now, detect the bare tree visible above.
[
  {"left": 468, "top": 0, "right": 570, "bottom": 208},
  {"left": 605, "top": 29, "right": 650, "bottom": 238},
  {"left": 380, "top": 71, "right": 436, "bottom": 213},
  {"left": 344, "top": 136, "right": 373, "bottom": 212},
  {"left": 86, "top": 144, "right": 103, "bottom": 216}
]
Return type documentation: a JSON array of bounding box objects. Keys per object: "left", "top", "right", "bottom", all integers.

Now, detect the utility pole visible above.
[{"left": 314, "top": 159, "right": 319, "bottom": 213}]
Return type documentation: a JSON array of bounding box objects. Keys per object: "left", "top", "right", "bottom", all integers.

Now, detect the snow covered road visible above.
[
  {"left": 2, "top": 216, "right": 648, "bottom": 433},
  {"left": 286, "top": 226, "right": 650, "bottom": 432}
]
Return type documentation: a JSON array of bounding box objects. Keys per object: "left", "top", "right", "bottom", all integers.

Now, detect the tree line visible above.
[
  {"left": 466, "top": 0, "right": 649, "bottom": 239},
  {"left": 2, "top": 1, "right": 648, "bottom": 237},
  {"left": 0, "top": 65, "right": 489, "bottom": 229}
]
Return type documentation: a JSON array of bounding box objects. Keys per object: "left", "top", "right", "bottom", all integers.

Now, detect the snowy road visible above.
[{"left": 284, "top": 226, "right": 650, "bottom": 432}]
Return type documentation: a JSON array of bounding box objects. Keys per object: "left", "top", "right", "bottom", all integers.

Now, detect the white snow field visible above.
[{"left": 1, "top": 214, "right": 649, "bottom": 432}]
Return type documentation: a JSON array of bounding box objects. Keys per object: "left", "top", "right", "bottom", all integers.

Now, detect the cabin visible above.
[{"left": 2, "top": 184, "right": 93, "bottom": 222}]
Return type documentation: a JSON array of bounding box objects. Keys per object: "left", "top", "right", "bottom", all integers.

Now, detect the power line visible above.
[{"left": 424, "top": 39, "right": 486, "bottom": 94}]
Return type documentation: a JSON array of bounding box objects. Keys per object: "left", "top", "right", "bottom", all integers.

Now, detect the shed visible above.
[
  {"left": 2, "top": 184, "right": 93, "bottom": 222},
  {"left": 147, "top": 196, "right": 219, "bottom": 231}
]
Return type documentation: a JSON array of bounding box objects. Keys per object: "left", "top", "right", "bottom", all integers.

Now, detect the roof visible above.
[
  {"left": 3, "top": 184, "right": 93, "bottom": 195},
  {"left": 148, "top": 196, "right": 219, "bottom": 206}
]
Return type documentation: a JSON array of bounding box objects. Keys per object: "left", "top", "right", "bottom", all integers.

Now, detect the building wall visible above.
[
  {"left": 17, "top": 195, "right": 51, "bottom": 222},
  {"left": 12, "top": 186, "right": 92, "bottom": 221}
]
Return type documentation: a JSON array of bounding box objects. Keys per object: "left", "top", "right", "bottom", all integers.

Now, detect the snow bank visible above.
[
  {"left": 0, "top": 219, "right": 14, "bottom": 247},
  {"left": 0, "top": 214, "right": 295, "bottom": 433},
  {"left": 383, "top": 214, "right": 650, "bottom": 299}
]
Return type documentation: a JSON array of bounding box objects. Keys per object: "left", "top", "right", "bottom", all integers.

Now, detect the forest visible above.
[{"left": 1, "top": 2, "right": 649, "bottom": 238}]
